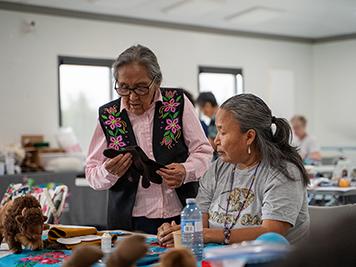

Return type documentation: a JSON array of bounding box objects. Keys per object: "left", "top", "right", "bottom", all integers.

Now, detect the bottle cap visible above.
[
  {"left": 186, "top": 198, "right": 196, "bottom": 204},
  {"left": 102, "top": 232, "right": 111, "bottom": 238}
]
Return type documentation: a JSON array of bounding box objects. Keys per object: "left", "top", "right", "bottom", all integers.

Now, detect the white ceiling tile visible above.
[{"left": 3, "top": 0, "right": 356, "bottom": 38}]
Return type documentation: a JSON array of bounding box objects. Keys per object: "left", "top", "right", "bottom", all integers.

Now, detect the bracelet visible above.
[{"left": 223, "top": 228, "right": 231, "bottom": 245}]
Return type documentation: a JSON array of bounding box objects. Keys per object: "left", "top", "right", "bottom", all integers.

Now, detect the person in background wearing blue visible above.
[
  {"left": 157, "top": 93, "right": 309, "bottom": 246},
  {"left": 182, "top": 89, "right": 209, "bottom": 137},
  {"left": 196, "top": 92, "right": 219, "bottom": 160}
]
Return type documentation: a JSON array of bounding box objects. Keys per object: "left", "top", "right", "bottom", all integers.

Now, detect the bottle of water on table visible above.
[
  {"left": 181, "top": 198, "right": 204, "bottom": 261},
  {"left": 101, "top": 232, "right": 112, "bottom": 263}
]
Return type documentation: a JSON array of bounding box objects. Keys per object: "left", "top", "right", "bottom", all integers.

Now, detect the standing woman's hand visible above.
[
  {"left": 104, "top": 153, "right": 133, "bottom": 177},
  {"left": 156, "top": 163, "right": 186, "bottom": 189}
]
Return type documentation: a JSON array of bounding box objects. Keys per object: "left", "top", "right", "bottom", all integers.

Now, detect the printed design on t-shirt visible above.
[
  {"left": 209, "top": 186, "right": 261, "bottom": 226},
  {"left": 240, "top": 214, "right": 262, "bottom": 226}
]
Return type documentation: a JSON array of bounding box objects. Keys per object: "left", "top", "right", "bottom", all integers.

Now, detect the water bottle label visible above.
[
  {"left": 182, "top": 221, "right": 203, "bottom": 233},
  {"left": 195, "top": 221, "right": 203, "bottom": 232},
  {"left": 182, "top": 222, "right": 195, "bottom": 233}
]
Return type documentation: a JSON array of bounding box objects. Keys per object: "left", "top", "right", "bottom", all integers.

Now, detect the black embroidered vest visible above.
[{"left": 98, "top": 88, "right": 199, "bottom": 230}]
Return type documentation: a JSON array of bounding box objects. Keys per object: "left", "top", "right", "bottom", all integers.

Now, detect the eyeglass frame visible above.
[{"left": 114, "top": 76, "right": 157, "bottom": 96}]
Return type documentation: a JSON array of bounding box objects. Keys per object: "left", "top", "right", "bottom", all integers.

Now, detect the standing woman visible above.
[
  {"left": 85, "top": 45, "right": 213, "bottom": 234},
  {"left": 158, "top": 94, "right": 309, "bottom": 245}
]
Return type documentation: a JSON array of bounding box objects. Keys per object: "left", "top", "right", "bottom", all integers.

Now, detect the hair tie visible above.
[{"left": 271, "top": 116, "right": 277, "bottom": 124}]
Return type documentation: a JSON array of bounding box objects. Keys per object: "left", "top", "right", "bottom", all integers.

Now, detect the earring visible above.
[{"left": 248, "top": 146, "right": 251, "bottom": 155}]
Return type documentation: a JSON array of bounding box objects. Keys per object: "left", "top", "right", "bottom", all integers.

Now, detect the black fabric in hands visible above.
[{"left": 103, "top": 146, "right": 165, "bottom": 188}]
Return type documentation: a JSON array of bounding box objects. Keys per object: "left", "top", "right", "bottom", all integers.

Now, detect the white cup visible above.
[
  {"left": 5, "top": 157, "right": 15, "bottom": 175},
  {"left": 173, "top": 230, "right": 182, "bottom": 248},
  {"left": 0, "top": 162, "right": 4, "bottom": 175}
]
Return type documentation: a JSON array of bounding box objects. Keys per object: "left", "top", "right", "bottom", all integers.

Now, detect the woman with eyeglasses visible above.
[
  {"left": 157, "top": 94, "right": 310, "bottom": 245},
  {"left": 85, "top": 45, "right": 213, "bottom": 234}
]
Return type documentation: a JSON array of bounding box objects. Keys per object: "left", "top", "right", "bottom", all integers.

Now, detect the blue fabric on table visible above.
[
  {"left": 0, "top": 249, "right": 72, "bottom": 267},
  {"left": 0, "top": 238, "right": 224, "bottom": 267}
]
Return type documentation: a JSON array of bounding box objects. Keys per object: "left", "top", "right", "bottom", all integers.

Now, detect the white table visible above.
[
  {"left": 308, "top": 186, "right": 356, "bottom": 196},
  {"left": 313, "top": 165, "right": 335, "bottom": 174},
  {"left": 308, "top": 186, "right": 356, "bottom": 205},
  {"left": 305, "top": 165, "right": 335, "bottom": 178},
  {"left": 0, "top": 243, "right": 10, "bottom": 258}
]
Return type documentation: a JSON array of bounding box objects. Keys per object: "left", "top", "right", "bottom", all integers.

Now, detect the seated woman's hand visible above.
[
  {"left": 157, "top": 163, "right": 186, "bottom": 189},
  {"left": 157, "top": 221, "right": 181, "bottom": 247},
  {"left": 105, "top": 153, "right": 132, "bottom": 177}
]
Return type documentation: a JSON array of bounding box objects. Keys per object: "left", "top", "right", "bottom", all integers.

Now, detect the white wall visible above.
[
  {"left": 313, "top": 40, "right": 356, "bottom": 147},
  {"left": 0, "top": 9, "right": 314, "bottom": 148}
]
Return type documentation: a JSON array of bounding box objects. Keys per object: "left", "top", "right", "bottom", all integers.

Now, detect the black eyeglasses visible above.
[{"left": 114, "top": 76, "right": 156, "bottom": 96}]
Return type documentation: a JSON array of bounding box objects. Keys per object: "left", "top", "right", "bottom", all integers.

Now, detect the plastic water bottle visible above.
[
  {"left": 101, "top": 232, "right": 112, "bottom": 263},
  {"left": 181, "top": 198, "right": 204, "bottom": 261},
  {"left": 5, "top": 153, "right": 15, "bottom": 175}
]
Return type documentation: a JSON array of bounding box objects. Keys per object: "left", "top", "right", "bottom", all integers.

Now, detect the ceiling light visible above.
[
  {"left": 225, "top": 6, "right": 284, "bottom": 25},
  {"left": 161, "top": 0, "right": 224, "bottom": 17}
]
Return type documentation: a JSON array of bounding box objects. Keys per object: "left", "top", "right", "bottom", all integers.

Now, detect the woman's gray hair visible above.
[
  {"left": 112, "top": 44, "right": 162, "bottom": 84},
  {"left": 221, "top": 93, "right": 309, "bottom": 186}
]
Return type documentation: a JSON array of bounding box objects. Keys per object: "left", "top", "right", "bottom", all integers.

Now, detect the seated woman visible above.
[{"left": 157, "top": 93, "right": 310, "bottom": 246}]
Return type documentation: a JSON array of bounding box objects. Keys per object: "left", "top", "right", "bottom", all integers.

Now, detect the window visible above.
[
  {"left": 58, "top": 56, "right": 114, "bottom": 154},
  {"left": 198, "top": 66, "right": 243, "bottom": 105}
]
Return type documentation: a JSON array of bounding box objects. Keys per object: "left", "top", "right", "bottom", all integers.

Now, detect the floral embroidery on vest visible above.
[
  {"left": 101, "top": 105, "right": 128, "bottom": 150},
  {"left": 159, "top": 90, "right": 183, "bottom": 149}
]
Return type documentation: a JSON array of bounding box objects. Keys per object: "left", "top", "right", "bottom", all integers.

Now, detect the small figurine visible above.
[
  {"left": 62, "top": 234, "right": 197, "bottom": 267},
  {"left": 106, "top": 235, "right": 148, "bottom": 267},
  {"left": 0, "top": 195, "right": 47, "bottom": 253},
  {"left": 160, "top": 248, "right": 197, "bottom": 267},
  {"left": 62, "top": 245, "right": 103, "bottom": 267}
]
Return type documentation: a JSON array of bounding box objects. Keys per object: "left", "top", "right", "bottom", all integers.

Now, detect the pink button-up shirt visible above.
[{"left": 85, "top": 90, "right": 213, "bottom": 219}]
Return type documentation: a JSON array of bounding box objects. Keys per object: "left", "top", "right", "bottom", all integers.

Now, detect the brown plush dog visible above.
[
  {"left": 106, "top": 235, "right": 148, "bottom": 267},
  {"left": 160, "top": 248, "right": 197, "bottom": 267},
  {"left": 0, "top": 195, "right": 47, "bottom": 253},
  {"left": 62, "top": 235, "right": 197, "bottom": 267},
  {"left": 62, "top": 245, "right": 104, "bottom": 267},
  {"left": 61, "top": 235, "right": 147, "bottom": 267}
]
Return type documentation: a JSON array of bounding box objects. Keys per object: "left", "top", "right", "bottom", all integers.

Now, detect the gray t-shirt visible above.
[{"left": 196, "top": 159, "right": 309, "bottom": 244}]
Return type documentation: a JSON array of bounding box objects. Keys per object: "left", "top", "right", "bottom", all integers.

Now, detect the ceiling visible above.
[{"left": 2, "top": 0, "right": 356, "bottom": 41}]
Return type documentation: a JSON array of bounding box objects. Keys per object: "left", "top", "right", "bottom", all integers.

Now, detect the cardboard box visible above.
[{"left": 21, "top": 135, "right": 44, "bottom": 147}]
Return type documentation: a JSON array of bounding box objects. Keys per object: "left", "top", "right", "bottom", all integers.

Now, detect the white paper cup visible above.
[{"left": 173, "top": 230, "right": 182, "bottom": 248}]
